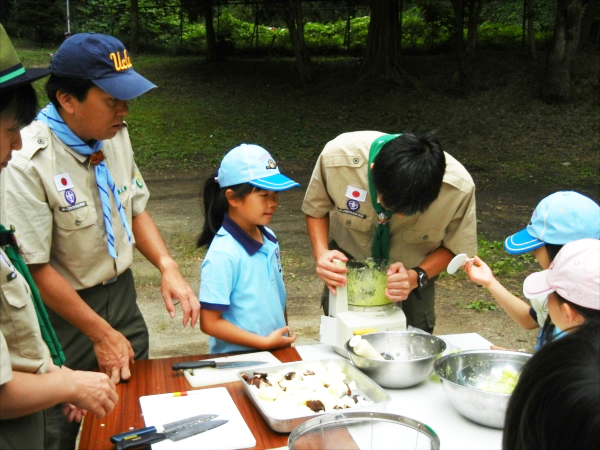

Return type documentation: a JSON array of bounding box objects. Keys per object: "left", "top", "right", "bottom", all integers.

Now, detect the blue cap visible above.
[
  {"left": 504, "top": 191, "right": 600, "bottom": 254},
  {"left": 50, "top": 33, "right": 156, "bottom": 100},
  {"left": 217, "top": 144, "right": 300, "bottom": 191}
]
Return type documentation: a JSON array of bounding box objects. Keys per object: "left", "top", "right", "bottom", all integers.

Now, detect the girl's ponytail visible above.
[{"left": 197, "top": 172, "right": 228, "bottom": 247}]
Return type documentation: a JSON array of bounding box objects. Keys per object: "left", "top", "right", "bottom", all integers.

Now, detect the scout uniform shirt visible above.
[
  {"left": 302, "top": 131, "right": 477, "bottom": 267},
  {"left": 0, "top": 120, "right": 150, "bottom": 290},
  {"left": 200, "top": 215, "right": 287, "bottom": 354},
  {"left": 0, "top": 246, "right": 51, "bottom": 385}
]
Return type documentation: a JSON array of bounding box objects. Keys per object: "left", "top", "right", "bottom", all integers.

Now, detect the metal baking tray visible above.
[{"left": 237, "top": 358, "right": 391, "bottom": 433}]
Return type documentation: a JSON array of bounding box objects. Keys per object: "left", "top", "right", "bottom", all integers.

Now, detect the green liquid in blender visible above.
[{"left": 347, "top": 259, "right": 391, "bottom": 307}]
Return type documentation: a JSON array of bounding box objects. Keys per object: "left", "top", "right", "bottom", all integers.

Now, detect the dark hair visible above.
[
  {"left": 45, "top": 75, "right": 96, "bottom": 110},
  {"left": 197, "top": 172, "right": 256, "bottom": 247},
  {"left": 503, "top": 322, "right": 600, "bottom": 449},
  {"left": 0, "top": 83, "right": 38, "bottom": 127},
  {"left": 538, "top": 243, "right": 563, "bottom": 345},
  {"left": 372, "top": 132, "right": 446, "bottom": 216},
  {"left": 544, "top": 243, "right": 563, "bottom": 262}
]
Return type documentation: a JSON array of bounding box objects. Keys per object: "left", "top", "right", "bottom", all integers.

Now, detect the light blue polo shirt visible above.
[{"left": 199, "top": 214, "right": 287, "bottom": 354}]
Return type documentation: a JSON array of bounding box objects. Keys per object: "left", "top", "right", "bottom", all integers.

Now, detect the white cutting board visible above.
[
  {"left": 139, "top": 387, "right": 256, "bottom": 449},
  {"left": 181, "top": 351, "right": 281, "bottom": 388}
]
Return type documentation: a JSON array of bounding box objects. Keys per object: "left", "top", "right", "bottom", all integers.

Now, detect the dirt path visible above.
[{"left": 133, "top": 167, "right": 550, "bottom": 359}]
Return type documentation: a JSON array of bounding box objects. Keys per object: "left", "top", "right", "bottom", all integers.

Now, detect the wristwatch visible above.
[{"left": 412, "top": 266, "right": 429, "bottom": 288}]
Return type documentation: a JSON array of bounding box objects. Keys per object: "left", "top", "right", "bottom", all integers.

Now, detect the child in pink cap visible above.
[
  {"left": 522, "top": 239, "right": 600, "bottom": 333},
  {"left": 462, "top": 191, "right": 599, "bottom": 349}
]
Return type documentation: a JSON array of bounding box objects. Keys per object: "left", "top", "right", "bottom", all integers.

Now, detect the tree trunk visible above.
[
  {"left": 465, "top": 0, "right": 483, "bottom": 55},
  {"left": 283, "top": 0, "right": 312, "bottom": 84},
  {"left": 527, "top": 0, "right": 536, "bottom": 59},
  {"left": 450, "top": 0, "right": 468, "bottom": 93},
  {"left": 130, "top": 0, "right": 139, "bottom": 53},
  {"left": 579, "top": 0, "right": 599, "bottom": 50},
  {"left": 203, "top": 0, "right": 218, "bottom": 62},
  {"left": 359, "top": 0, "right": 402, "bottom": 81},
  {"left": 543, "top": 0, "right": 584, "bottom": 102}
]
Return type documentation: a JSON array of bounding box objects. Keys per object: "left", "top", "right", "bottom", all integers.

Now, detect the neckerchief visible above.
[
  {"left": 368, "top": 134, "right": 401, "bottom": 260},
  {"left": 0, "top": 224, "right": 65, "bottom": 366},
  {"left": 37, "top": 104, "right": 132, "bottom": 258}
]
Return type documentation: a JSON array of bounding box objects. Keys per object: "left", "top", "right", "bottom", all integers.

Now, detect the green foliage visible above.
[
  {"left": 476, "top": 236, "right": 539, "bottom": 278},
  {"left": 464, "top": 300, "right": 498, "bottom": 312}
]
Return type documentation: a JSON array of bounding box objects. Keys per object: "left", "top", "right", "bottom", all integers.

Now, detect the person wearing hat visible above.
[
  {"left": 197, "top": 144, "right": 299, "bottom": 354},
  {"left": 0, "top": 32, "right": 198, "bottom": 448},
  {"left": 0, "top": 24, "right": 118, "bottom": 450},
  {"left": 463, "top": 191, "right": 600, "bottom": 349},
  {"left": 522, "top": 238, "right": 600, "bottom": 332},
  {"left": 302, "top": 131, "right": 477, "bottom": 333}
]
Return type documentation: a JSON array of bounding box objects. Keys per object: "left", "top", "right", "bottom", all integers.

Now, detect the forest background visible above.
[{"left": 3, "top": 0, "right": 599, "bottom": 355}]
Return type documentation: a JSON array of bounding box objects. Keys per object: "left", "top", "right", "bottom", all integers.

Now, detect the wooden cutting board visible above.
[
  {"left": 139, "top": 387, "right": 256, "bottom": 449},
  {"left": 181, "top": 351, "right": 281, "bottom": 388}
]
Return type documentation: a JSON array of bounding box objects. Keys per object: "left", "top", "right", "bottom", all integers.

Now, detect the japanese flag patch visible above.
[
  {"left": 54, "top": 173, "right": 74, "bottom": 192},
  {"left": 345, "top": 185, "right": 367, "bottom": 202}
]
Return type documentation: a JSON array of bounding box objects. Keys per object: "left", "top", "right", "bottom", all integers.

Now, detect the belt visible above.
[{"left": 103, "top": 276, "right": 118, "bottom": 285}]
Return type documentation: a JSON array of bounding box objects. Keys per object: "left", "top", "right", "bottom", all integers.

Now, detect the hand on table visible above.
[
  {"left": 385, "top": 262, "right": 413, "bottom": 301},
  {"left": 315, "top": 250, "right": 348, "bottom": 295},
  {"left": 161, "top": 267, "right": 200, "bottom": 328},
  {"left": 264, "top": 326, "right": 297, "bottom": 350},
  {"left": 93, "top": 329, "right": 134, "bottom": 384}
]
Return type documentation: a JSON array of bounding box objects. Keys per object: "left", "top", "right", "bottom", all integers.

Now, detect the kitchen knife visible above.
[
  {"left": 110, "top": 413, "right": 217, "bottom": 443},
  {"left": 172, "top": 360, "right": 268, "bottom": 371},
  {"left": 115, "top": 418, "right": 228, "bottom": 450}
]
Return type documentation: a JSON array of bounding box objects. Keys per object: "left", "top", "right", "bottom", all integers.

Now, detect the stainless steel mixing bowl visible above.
[
  {"left": 434, "top": 350, "right": 532, "bottom": 428},
  {"left": 345, "top": 331, "right": 446, "bottom": 389}
]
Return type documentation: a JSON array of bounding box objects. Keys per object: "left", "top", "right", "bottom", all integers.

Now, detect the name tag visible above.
[{"left": 59, "top": 201, "right": 87, "bottom": 212}]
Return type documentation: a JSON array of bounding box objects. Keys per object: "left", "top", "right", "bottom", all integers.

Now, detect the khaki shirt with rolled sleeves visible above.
[
  {"left": 0, "top": 120, "right": 150, "bottom": 290},
  {"left": 0, "top": 247, "right": 51, "bottom": 386},
  {"left": 302, "top": 131, "right": 478, "bottom": 268}
]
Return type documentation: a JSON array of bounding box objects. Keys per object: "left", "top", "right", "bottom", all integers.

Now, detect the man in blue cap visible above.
[{"left": 0, "top": 33, "right": 199, "bottom": 449}]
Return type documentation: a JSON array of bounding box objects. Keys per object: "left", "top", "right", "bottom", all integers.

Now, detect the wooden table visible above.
[{"left": 78, "top": 347, "right": 302, "bottom": 450}]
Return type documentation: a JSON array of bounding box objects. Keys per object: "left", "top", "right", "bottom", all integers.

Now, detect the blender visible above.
[{"left": 320, "top": 258, "right": 407, "bottom": 357}]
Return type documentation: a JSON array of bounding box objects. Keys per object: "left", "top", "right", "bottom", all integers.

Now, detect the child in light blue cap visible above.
[
  {"left": 463, "top": 191, "right": 599, "bottom": 350},
  {"left": 197, "top": 144, "right": 300, "bottom": 354}
]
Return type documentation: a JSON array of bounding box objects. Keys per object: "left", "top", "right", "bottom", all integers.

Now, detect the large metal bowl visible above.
[
  {"left": 434, "top": 350, "right": 532, "bottom": 428},
  {"left": 345, "top": 331, "right": 447, "bottom": 389}
]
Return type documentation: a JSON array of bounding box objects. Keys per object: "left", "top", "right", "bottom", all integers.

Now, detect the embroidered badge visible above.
[
  {"left": 337, "top": 207, "right": 366, "bottom": 219},
  {"left": 135, "top": 169, "right": 143, "bottom": 188},
  {"left": 59, "top": 201, "right": 87, "bottom": 212},
  {"left": 64, "top": 189, "right": 76, "bottom": 205},
  {"left": 53, "top": 173, "right": 74, "bottom": 192},
  {"left": 347, "top": 199, "right": 360, "bottom": 212},
  {"left": 117, "top": 185, "right": 128, "bottom": 194},
  {"left": 345, "top": 185, "right": 367, "bottom": 202}
]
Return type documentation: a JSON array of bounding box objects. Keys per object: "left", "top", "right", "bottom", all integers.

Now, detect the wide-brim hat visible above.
[
  {"left": 504, "top": 191, "right": 600, "bottom": 254},
  {"left": 0, "top": 24, "right": 50, "bottom": 91},
  {"left": 49, "top": 33, "right": 156, "bottom": 100},
  {"left": 217, "top": 144, "right": 300, "bottom": 191}
]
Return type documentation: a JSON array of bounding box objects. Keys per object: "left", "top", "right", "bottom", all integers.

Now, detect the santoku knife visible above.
[
  {"left": 111, "top": 413, "right": 217, "bottom": 443},
  {"left": 114, "top": 417, "right": 228, "bottom": 450},
  {"left": 172, "top": 360, "right": 268, "bottom": 370}
]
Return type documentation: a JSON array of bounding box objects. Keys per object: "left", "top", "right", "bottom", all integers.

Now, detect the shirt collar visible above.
[{"left": 222, "top": 214, "right": 277, "bottom": 255}]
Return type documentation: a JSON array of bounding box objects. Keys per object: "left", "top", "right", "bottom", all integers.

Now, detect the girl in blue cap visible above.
[
  {"left": 197, "top": 144, "right": 300, "bottom": 354},
  {"left": 462, "top": 191, "right": 599, "bottom": 350}
]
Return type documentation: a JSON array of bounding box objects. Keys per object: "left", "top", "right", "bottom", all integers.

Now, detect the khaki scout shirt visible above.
[
  {"left": 0, "top": 247, "right": 50, "bottom": 385},
  {"left": 302, "top": 131, "right": 477, "bottom": 268},
  {"left": 0, "top": 120, "right": 150, "bottom": 290}
]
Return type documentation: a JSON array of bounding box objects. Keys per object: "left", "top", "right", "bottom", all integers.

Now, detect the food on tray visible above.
[
  {"left": 477, "top": 368, "right": 520, "bottom": 394},
  {"left": 241, "top": 361, "right": 373, "bottom": 417},
  {"left": 347, "top": 259, "right": 390, "bottom": 306}
]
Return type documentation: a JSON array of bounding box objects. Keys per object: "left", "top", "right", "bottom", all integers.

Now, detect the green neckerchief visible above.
[
  {"left": 0, "top": 224, "right": 65, "bottom": 366},
  {"left": 367, "top": 133, "right": 402, "bottom": 260}
]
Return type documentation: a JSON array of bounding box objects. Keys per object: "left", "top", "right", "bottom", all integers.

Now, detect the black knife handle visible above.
[
  {"left": 172, "top": 360, "right": 216, "bottom": 370},
  {"left": 115, "top": 432, "right": 167, "bottom": 450}
]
